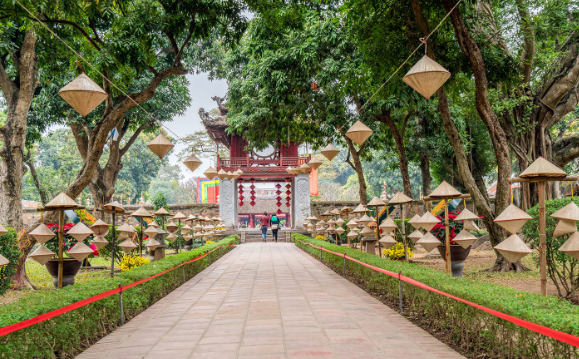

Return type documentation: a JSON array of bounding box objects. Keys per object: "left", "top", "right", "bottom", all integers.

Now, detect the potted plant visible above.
[
  {"left": 383, "top": 242, "right": 414, "bottom": 262},
  {"left": 431, "top": 211, "right": 471, "bottom": 277}
]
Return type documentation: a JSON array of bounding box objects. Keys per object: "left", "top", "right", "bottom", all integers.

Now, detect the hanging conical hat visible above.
[
  {"left": 553, "top": 219, "right": 577, "bottom": 238},
  {"left": 367, "top": 196, "right": 386, "bottom": 207},
  {"left": 494, "top": 204, "right": 533, "bottom": 234},
  {"left": 183, "top": 153, "right": 202, "bottom": 172},
  {"left": 146, "top": 238, "right": 161, "bottom": 251},
  {"left": 149, "top": 221, "right": 159, "bottom": 228},
  {"left": 131, "top": 207, "right": 152, "bottom": 218},
  {"left": 429, "top": 181, "right": 462, "bottom": 198},
  {"left": 116, "top": 239, "right": 136, "bottom": 253},
  {"left": 408, "top": 214, "right": 422, "bottom": 229},
  {"left": 30, "top": 223, "right": 55, "bottom": 244},
  {"left": 327, "top": 219, "right": 336, "bottom": 225},
  {"left": 307, "top": 157, "right": 322, "bottom": 170},
  {"left": 327, "top": 225, "right": 336, "bottom": 234},
  {"left": 345, "top": 120, "right": 373, "bottom": 146},
  {"left": 402, "top": 55, "right": 451, "bottom": 99},
  {"left": 360, "top": 226, "right": 374, "bottom": 237},
  {"left": 494, "top": 234, "right": 532, "bottom": 263},
  {"left": 172, "top": 212, "right": 187, "bottom": 220},
  {"left": 558, "top": 232, "right": 579, "bottom": 260},
  {"left": 335, "top": 227, "right": 345, "bottom": 235},
  {"left": 286, "top": 166, "right": 294, "bottom": 174},
  {"left": 194, "top": 224, "right": 203, "bottom": 230},
  {"left": 379, "top": 217, "right": 397, "bottom": 234},
  {"left": 353, "top": 204, "right": 367, "bottom": 213},
  {"left": 231, "top": 171, "right": 240, "bottom": 179},
  {"left": 194, "top": 232, "right": 203, "bottom": 238},
  {"left": 389, "top": 192, "right": 413, "bottom": 205},
  {"left": 347, "top": 230, "right": 358, "bottom": 239},
  {"left": 117, "top": 223, "right": 134, "bottom": 234},
  {"left": 331, "top": 209, "right": 341, "bottom": 216},
  {"left": 416, "top": 232, "right": 441, "bottom": 253},
  {"left": 420, "top": 212, "right": 440, "bottom": 232},
  {"left": 317, "top": 220, "right": 326, "bottom": 226},
  {"left": 340, "top": 206, "right": 353, "bottom": 214},
  {"left": 183, "top": 234, "right": 193, "bottom": 240},
  {"left": 102, "top": 201, "right": 125, "bottom": 212},
  {"left": 379, "top": 234, "right": 397, "bottom": 249},
  {"left": 68, "top": 242, "right": 94, "bottom": 262},
  {"left": 166, "top": 233, "right": 178, "bottom": 242},
  {"left": 454, "top": 208, "right": 479, "bottom": 222},
  {"left": 453, "top": 229, "right": 477, "bottom": 249},
  {"left": 90, "top": 219, "right": 110, "bottom": 236},
  {"left": 463, "top": 220, "right": 480, "bottom": 231},
  {"left": 203, "top": 166, "right": 218, "bottom": 179},
  {"left": 236, "top": 169, "right": 244, "bottom": 176},
  {"left": 0, "top": 223, "right": 8, "bottom": 237},
  {"left": 336, "top": 218, "right": 345, "bottom": 226},
  {"left": 519, "top": 157, "right": 567, "bottom": 178},
  {"left": 551, "top": 202, "right": 579, "bottom": 221},
  {"left": 58, "top": 72, "right": 107, "bottom": 117},
  {"left": 321, "top": 143, "right": 340, "bottom": 161},
  {"left": 0, "top": 254, "right": 8, "bottom": 267},
  {"left": 29, "top": 245, "right": 55, "bottom": 265},
  {"left": 166, "top": 221, "right": 178, "bottom": 234},
  {"left": 147, "top": 133, "right": 174, "bottom": 159},
  {"left": 45, "top": 192, "right": 78, "bottom": 209},
  {"left": 408, "top": 229, "right": 423, "bottom": 240},
  {"left": 299, "top": 163, "right": 311, "bottom": 174},
  {"left": 357, "top": 214, "right": 372, "bottom": 226},
  {"left": 217, "top": 169, "right": 228, "bottom": 180},
  {"left": 226, "top": 171, "right": 234, "bottom": 180},
  {"left": 90, "top": 235, "right": 109, "bottom": 249},
  {"left": 154, "top": 207, "right": 170, "bottom": 216},
  {"left": 346, "top": 219, "right": 358, "bottom": 229},
  {"left": 181, "top": 224, "right": 192, "bottom": 233},
  {"left": 67, "top": 222, "right": 94, "bottom": 242}
]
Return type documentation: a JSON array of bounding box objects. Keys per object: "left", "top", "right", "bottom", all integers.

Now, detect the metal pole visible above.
[
  {"left": 320, "top": 247, "right": 322, "bottom": 262},
  {"left": 444, "top": 199, "right": 451, "bottom": 274},
  {"left": 398, "top": 271, "right": 403, "bottom": 314},
  {"left": 401, "top": 204, "right": 409, "bottom": 262},
  {"left": 58, "top": 210, "right": 64, "bottom": 289},
  {"left": 182, "top": 261, "right": 185, "bottom": 284},
  {"left": 178, "top": 219, "right": 181, "bottom": 254},
  {"left": 118, "top": 284, "right": 124, "bottom": 325},
  {"left": 111, "top": 212, "right": 116, "bottom": 278},
  {"left": 343, "top": 253, "right": 346, "bottom": 276},
  {"left": 139, "top": 218, "right": 143, "bottom": 257},
  {"left": 538, "top": 181, "right": 547, "bottom": 296}
]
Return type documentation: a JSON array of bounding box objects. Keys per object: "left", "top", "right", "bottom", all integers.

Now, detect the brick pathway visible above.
[{"left": 78, "top": 243, "right": 464, "bottom": 359}]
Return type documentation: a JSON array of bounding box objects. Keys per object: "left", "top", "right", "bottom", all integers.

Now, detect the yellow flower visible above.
[
  {"left": 119, "top": 254, "right": 149, "bottom": 272},
  {"left": 383, "top": 242, "right": 413, "bottom": 260}
]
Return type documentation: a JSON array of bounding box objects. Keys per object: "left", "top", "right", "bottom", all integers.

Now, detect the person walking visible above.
[
  {"left": 260, "top": 212, "right": 270, "bottom": 242},
  {"left": 270, "top": 213, "right": 280, "bottom": 242}
]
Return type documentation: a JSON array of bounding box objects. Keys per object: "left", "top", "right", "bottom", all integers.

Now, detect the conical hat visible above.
[
  {"left": 336, "top": 218, "right": 345, "bottom": 226},
  {"left": 345, "top": 120, "right": 373, "bottom": 146},
  {"left": 117, "top": 239, "right": 137, "bottom": 253},
  {"left": 58, "top": 72, "right": 107, "bottom": 117},
  {"left": 519, "top": 157, "right": 567, "bottom": 178},
  {"left": 321, "top": 143, "right": 340, "bottom": 161},
  {"left": 408, "top": 229, "right": 423, "bottom": 240},
  {"left": 183, "top": 153, "right": 202, "bottom": 172},
  {"left": 340, "top": 206, "right": 353, "bottom": 214},
  {"left": 347, "top": 230, "right": 358, "bottom": 239},
  {"left": 0, "top": 223, "right": 8, "bottom": 236},
  {"left": 327, "top": 219, "right": 336, "bottom": 225},
  {"left": 551, "top": 202, "right": 579, "bottom": 220},
  {"left": 367, "top": 196, "right": 386, "bottom": 207},
  {"left": 379, "top": 217, "right": 398, "bottom": 233},
  {"left": 402, "top": 55, "right": 451, "bottom": 99},
  {"left": 67, "top": 222, "right": 94, "bottom": 242},
  {"left": 217, "top": 169, "right": 228, "bottom": 180},
  {"left": 117, "top": 223, "right": 134, "bottom": 233},
  {"left": 379, "top": 234, "right": 397, "bottom": 249},
  {"left": 360, "top": 226, "right": 374, "bottom": 237},
  {"left": 307, "top": 157, "right": 322, "bottom": 170},
  {"left": 558, "top": 232, "right": 579, "bottom": 260},
  {"left": 317, "top": 220, "right": 326, "bottom": 226},
  {"left": 154, "top": 207, "right": 170, "bottom": 216},
  {"left": 331, "top": 208, "right": 341, "bottom": 215},
  {"left": 147, "top": 133, "right": 174, "bottom": 159},
  {"left": 131, "top": 207, "right": 152, "bottom": 218},
  {"left": 353, "top": 204, "right": 367, "bottom": 213},
  {"left": 203, "top": 166, "right": 218, "bottom": 179},
  {"left": 454, "top": 208, "right": 479, "bottom": 222},
  {"left": 166, "top": 221, "right": 178, "bottom": 234},
  {"left": 90, "top": 235, "right": 109, "bottom": 249},
  {"left": 416, "top": 232, "right": 441, "bottom": 253},
  {"left": 181, "top": 224, "right": 192, "bottom": 231},
  {"left": 0, "top": 254, "right": 8, "bottom": 267},
  {"left": 146, "top": 238, "right": 161, "bottom": 251},
  {"left": 166, "top": 233, "right": 178, "bottom": 242},
  {"left": 183, "top": 234, "right": 193, "bottom": 240},
  {"left": 68, "top": 242, "right": 94, "bottom": 261},
  {"left": 194, "top": 232, "right": 203, "bottom": 238},
  {"left": 102, "top": 201, "right": 125, "bottom": 212},
  {"left": 494, "top": 234, "right": 532, "bottom": 263},
  {"left": 389, "top": 191, "right": 413, "bottom": 205},
  {"left": 91, "top": 219, "right": 110, "bottom": 236},
  {"left": 45, "top": 192, "right": 78, "bottom": 209},
  {"left": 408, "top": 214, "right": 422, "bottom": 229},
  {"left": 429, "top": 181, "right": 461, "bottom": 198},
  {"left": 29, "top": 223, "right": 55, "bottom": 244},
  {"left": 358, "top": 214, "right": 372, "bottom": 226},
  {"left": 194, "top": 224, "right": 203, "bottom": 230},
  {"left": 552, "top": 219, "right": 577, "bottom": 238},
  {"left": 463, "top": 220, "right": 480, "bottom": 231},
  {"left": 494, "top": 204, "right": 533, "bottom": 234},
  {"left": 453, "top": 229, "right": 477, "bottom": 249},
  {"left": 299, "top": 163, "right": 311, "bottom": 174},
  {"left": 29, "top": 245, "right": 55, "bottom": 265},
  {"left": 149, "top": 221, "right": 159, "bottom": 228},
  {"left": 420, "top": 212, "right": 440, "bottom": 232},
  {"left": 335, "top": 227, "right": 345, "bottom": 235},
  {"left": 346, "top": 219, "right": 358, "bottom": 229}
]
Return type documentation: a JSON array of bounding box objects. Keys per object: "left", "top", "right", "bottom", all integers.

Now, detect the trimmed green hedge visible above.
[
  {"left": 292, "top": 233, "right": 579, "bottom": 359},
  {"left": 0, "top": 235, "right": 237, "bottom": 358}
]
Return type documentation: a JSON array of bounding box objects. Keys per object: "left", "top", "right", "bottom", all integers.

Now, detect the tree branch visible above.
[{"left": 119, "top": 121, "right": 150, "bottom": 157}]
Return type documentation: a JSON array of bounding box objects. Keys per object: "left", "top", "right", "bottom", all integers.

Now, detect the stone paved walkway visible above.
[{"left": 78, "top": 243, "right": 464, "bottom": 359}]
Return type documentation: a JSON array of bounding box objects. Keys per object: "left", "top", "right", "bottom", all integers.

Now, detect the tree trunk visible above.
[
  {"left": 25, "top": 157, "right": 49, "bottom": 205},
  {"left": 419, "top": 152, "right": 432, "bottom": 197},
  {"left": 344, "top": 136, "right": 367, "bottom": 203}
]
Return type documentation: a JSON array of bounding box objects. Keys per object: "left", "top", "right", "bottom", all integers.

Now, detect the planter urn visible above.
[
  {"left": 436, "top": 244, "right": 471, "bottom": 277},
  {"left": 46, "top": 259, "right": 82, "bottom": 288}
]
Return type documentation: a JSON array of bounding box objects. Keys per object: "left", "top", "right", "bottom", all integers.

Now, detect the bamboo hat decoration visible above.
[
  {"left": 454, "top": 208, "right": 479, "bottom": 222},
  {"left": 231, "top": 171, "right": 240, "bottom": 179},
  {"left": 217, "top": 169, "right": 228, "bottom": 180},
  {"left": 131, "top": 207, "right": 152, "bottom": 219},
  {"left": 353, "top": 204, "right": 367, "bottom": 214},
  {"left": 173, "top": 212, "right": 187, "bottom": 220},
  {"left": 181, "top": 224, "right": 192, "bottom": 234},
  {"left": 347, "top": 230, "right": 358, "bottom": 239},
  {"left": 29, "top": 245, "right": 55, "bottom": 265},
  {"left": 91, "top": 236, "right": 109, "bottom": 249},
  {"left": 551, "top": 202, "right": 579, "bottom": 220},
  {"left": 493, "top": 234, "right": 532, "bottom": 263},
  {"left": 183, "top": 153, "right": 202, "bottom": 172},
  {"left": 299, "top": 163, "right": 311, "bottom": 174},
  {"left": 331, "top": 208, "right": 341, "bottom": 215},
  {"left": 346, "top": 219, "right": 358, "bottom": 229},
  {"left": 493, "top": 204, "right": 533, "bottom": 234},
  {"left": 286, "top": 166, "right": 294, "bottom": 174},
  {"left": 464, "top": 220, "right": 480, "bottom": 231},
  {"left": 453, "top": 230, "right": 478, "bottom": 249},
  {"left": 379, "top": 217, "right": 397, "bottom": 234},
  {"left": 30, "top": 224, "right": 56, "bottom": 244},
  {"left": 149, "top": 221, "right": 159, "bottom": 228},
  {"left": 226, "top": 171, "right": 234, "bottom": 180},
  {"left": 44, "top": 192, "right": 79, "bottom": 209},
  {"left": 166, "top": 233, "right": 178, "bottom": 242},
  {"left": 553, "top": 219, "right": 576, "bottom": 238},
  {"left": 59, "top": 73, "right": 107, "bottom": 117},
  {"left": 67, "top": 222, "right": 94, "bottom": 242},
  {"left": 340, "top": 206, "right": 353, "bottom": 214},
  {"left": 154, "top": 207, "right": 171, "bottom": 216},
  {"left": 118, "top": 239, "right": 137, "bottom": 253},
  {"left": 91, "top": 219, "right": 110, "bottom": 236},
  {"left": 388, "top": 191, "right": 413, "bottom": 204},
  {"left": 519, "top": 157, "right": 567, "bottom": 178},
  {"left": 147, "top": 133, "right": 174, "bottom": 159},
  {"left": 367, "top": 196, "right": 386, "bottom": 207},
  {"left": 429, "top": 181, "right": 462, "bottom": 198},
  {"left": 0, "top": 254, "right": 8, "bottom": 267},
  {"left": 559, "top": 232, "right": 579, "bottom": 260},
  {"left": 357, "top": 214, "right": 372, "bottom": 226},
  {"left": 402, "top": 55, "right": 451, "bottom": 100},
  {"left": 420, "top": 212, "right": 441, "bottom": 232},
  {"left": 360, "top": 226, "right": 374, "bottom": 238},
  {"left": 416, "top": 232, "right": 441, "bottom": 253},
  {"left": 345, "top": 120, "right": 373, "bottom": 146},
  {"left": 146, "top": 237, "right": 161, "bottom": 251},
  {"left": 379, "top": 234, "right": 397, "bottom": 249},
  {"left": 68, "top": 242, "right": 94, "bottom": 262},
  {"left": 408, "top": 214, "right": 423, "bottom": 229},
  {"left": 321, "top": 143, "right": 340, "bottom": 161},
  {"left": 408, "top": 230, "right": 423, "bottom": 241},
  {"left": 203, "top": 166, "right": 218, "bottom": 179},
  {"left": 335, "top": 227, "right": 345, "bottom": 235},
  {"left": 166, "top": 221, "right": 178, "bottom": 234},
  {"left": 336, "top": 218, "right": 345, "bottom": 226},
  {"left": 103, "top": 201, "right": 125, "bottom": 212},
  {"left": 307, "top": 157, "right": 322, "bottom": 170}
]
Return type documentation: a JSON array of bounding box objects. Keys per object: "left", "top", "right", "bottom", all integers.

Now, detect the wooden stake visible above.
[
  {"left": 111, "top": 213, "right": 116, "bottom": 278},
  {"left": 538, "top": 181, "right": 547, "bottom": 296},
  {"left": 401, "top": 204, "right": 409, "bottom": 262},
  {"left": 58, "top": 210, "right": 64, "bottom": 289},
  {"left": 444, "top": 199, "right": 451, "bottom": 274}
]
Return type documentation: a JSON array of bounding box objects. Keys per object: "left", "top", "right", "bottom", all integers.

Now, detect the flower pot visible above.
[
  {"left": 45, "top": 259, "right": 82, "bottom": 288},
  {"left": 437, "top": 244, "right": 471, "bottom": 277}
]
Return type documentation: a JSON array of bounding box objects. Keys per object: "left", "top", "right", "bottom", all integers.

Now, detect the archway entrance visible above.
[{"left": 237, "top": 181, "right": 291, "bottom": 229}]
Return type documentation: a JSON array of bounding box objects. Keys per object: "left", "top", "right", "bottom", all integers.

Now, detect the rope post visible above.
[
  {"left": 118, "top": 284, "right": 124, "bottom": 326},
  {"left": 320, "top": 246, "right": 322, "bottom": 262},
  {"left": 343, "top": 253, "right": 346, "bottom": 276},
  {"left": 182, "top": 261, "right": 185, "bottom": 284},
  {"left": 206, "top": 250, "right": 210, "bottom": 265},
  {"left": 398, "top": 271, "right": 403, "bottom": 314}
]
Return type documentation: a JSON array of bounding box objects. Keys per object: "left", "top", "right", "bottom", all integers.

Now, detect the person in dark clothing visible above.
[
  {"left": 270, "top": 214, "right": 280, "bottom": 242},
  {"left": 260, "top": 212, "right": 270, "bottom": 242}
]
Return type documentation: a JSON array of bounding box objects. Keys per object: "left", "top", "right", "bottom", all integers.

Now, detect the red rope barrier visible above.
[
  {"left": 0, "top": 243, "right": 233, "bottom": 337},
  {"left": 295, "top": 239, "right": 579, "bottom": 348}
]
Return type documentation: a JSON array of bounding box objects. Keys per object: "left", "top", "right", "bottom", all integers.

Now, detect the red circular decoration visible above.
[
  {"left": 277, "top": 209, "right": 283, "bottom": 214},
  {"left": 239, "top": 201, "right": 244, "bottom": 206}
]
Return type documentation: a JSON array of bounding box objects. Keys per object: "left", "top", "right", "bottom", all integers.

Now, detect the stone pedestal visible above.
[
  {"left": 293, "top": 173, "right": 311, "bottom": 229},
  {"left": 219, "top": 178, "right": 237, "bottom": 229},
  {"left": 150, "top": 230, "right": 167, "bottom": 261}
]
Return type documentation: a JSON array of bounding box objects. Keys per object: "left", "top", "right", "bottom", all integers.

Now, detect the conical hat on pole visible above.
[
  {"left": 183, "top": 153, "right": 202, "bottom": 172},
  {"left": 345, "top": 120, "right": 373, "bottom": 146},
  {"left": 347, "top": 229, "right": 358, "bottom": 239},
  {"left": 367, "top": 197, "right": 386, "bottom": 207},
  {"left": 429, "top": 181, "right": 462, "bottom": 198},
  {"left": 29, "top": 223, "right": 56, "bottom": 244},
  {"left": 45, "top": 192, "right": 78, "bottom": 209},
  {"left": 103, "top": 201, "right": 125, "bottom": 213},
  {"left": 346, "top": 219, "right": 358, "bottom": 229},
  {"left": 558, "top": 232, "right": 579, "bottom": 260},
  {"left": 408, "top": 214, "right": 422, "bottom": 229},
  {"left": 416, "top": 232, "right": 441, "bottom": 253},
  {"left": 379, "top": 217, "right": 398, "bottom": 234},
  {"left": 519, "top": 157, "right": 567, "bottom": 178},
  {"left": 360, "top": 226, "right": 374, "bottom": 237},
  {"left": 357, "top": 214, "right": 372, "bottom": 226},
  {"left": 551, "top": 202, "right": 579, "bottom": 221},
  {"left": 336, "top": 218, "right": 345, "bottom": 226},
  {"left": 58, "top": 73, "right": 107, "bottom": 117},
  {"left": 146, "top": 238, "right": 161, "bottom": 251},
  {"left": 493, "top": 204, "right": 533, "bottom": 234},
  {"left": 147, "top": 133, "right": 174, "bottom": 159},
  {"left": 307, "top": 157, "right": 322, "bottom": 170},
  {"left": 166, "top": 221, "right": 178, "bottom": 234},
  {"left": 321, "top": 143, "right": 340, "bottom": 161},
  {"left": 454, "top": 208, "right": 479, "bottom": 222},
  {"left": 388, "top": 192, "right": 412, "bottom": 205},
  {"left": 166, "top": 233, "right": 178, "bottom": 242},
  {"left": 144, "top": 225, "right": 159, "bottom": 237},
  {"left": 552, "top": 219, "right": 577, "bottom": 238},
  {"left": 402, "top": 55, "right": 451, "bottom": 100},
  {"left": 453, "top": 229, "right": 477, "bottom": 249},
  {"left": 68, "top": 242, "right": 94, "bottom": 262},
  {"left": 29, "top": 245, "right": 55, "bottom": 265},
  {"left": 340, "top": 207, "right": 353, "bottom": 214},
  {"left": 353, "top": 204, "right": 367, "bottom": 214},
  {"left": 379, "top": 234, "right": 397, "bottom": 249},
  {"left": 154, "top": 207, "right": 171, "bottom": 216},
  {"left": 91, "top": 219, "right": 110, "bottom": 236},
  {"left": 493, "top": 234, "right": 532, "bottom": 263},
  {"left": 131, "top": 207, "right": 152, "bottom": 218},
  {"left": 420, "top": 212, "right": 440, "bottom": 232},
  {"left": 173, "top": 212, "right": 187, "bottom": 220},
  {"left": 67, "top": 222, "right": 94, "bottom": 242},
  {"left": 335, "top": 227, "right": 345, "bottom": 235}
]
